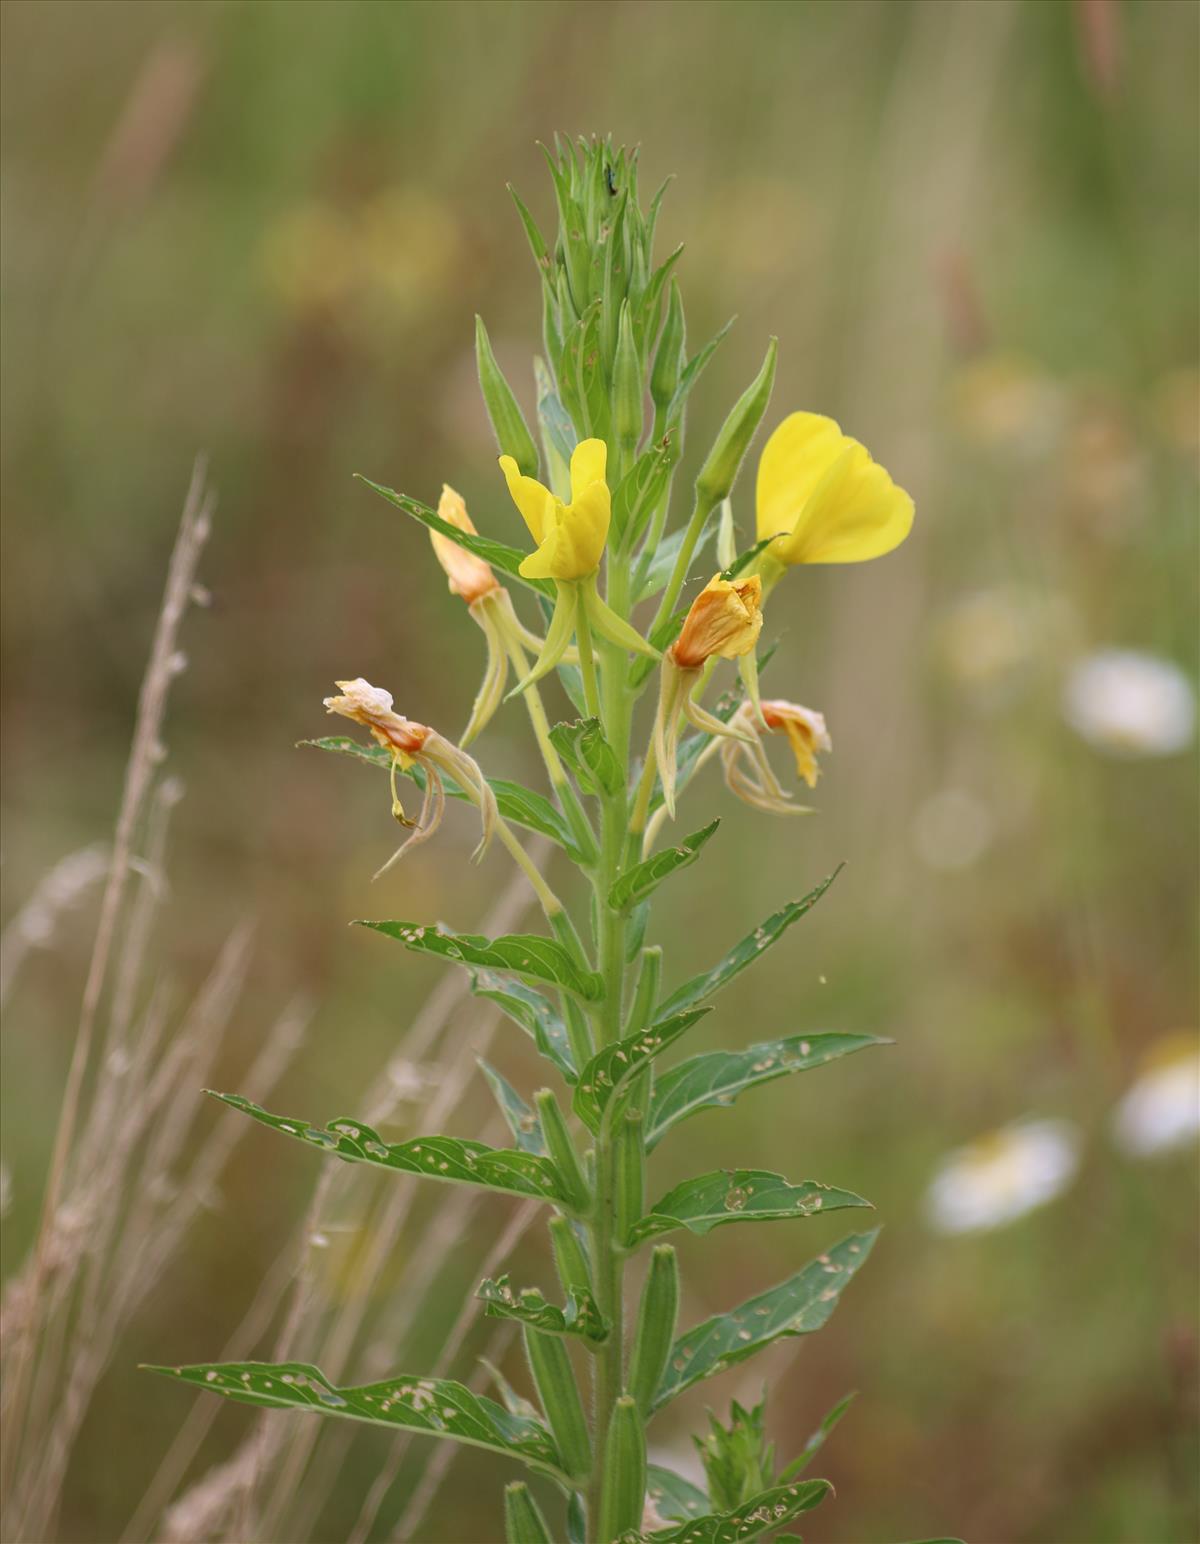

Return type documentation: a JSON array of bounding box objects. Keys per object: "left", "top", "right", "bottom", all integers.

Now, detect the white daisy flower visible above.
[
  {"left": 1112, "top": 1037, "right": 1200, "bottom": 1158},
  {"left": 925, "top": 1118, "right": 1081, "bottom": 1234},
  {"left": 1063, "top": 649, "right": 1195, "bottom": 758}
]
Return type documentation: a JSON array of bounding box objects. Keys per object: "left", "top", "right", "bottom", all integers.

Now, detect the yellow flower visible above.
[
  {"left": 719, "top": 697, "right": 831, "bottom": 816},
  {"left": 669, "top": 574, "right": 763, "bottom": 671},
  {"left": 500, "top": 439, "right": 611, "bottom": 580},
  {"left": 430, "top": 485, "right": 500, "bottom": 604},
  {"left": 760, "top": 700, "right": 831, "bottom": 788},
  {"left": 755, "top": 412, "right": 914, "bottom": 567}
]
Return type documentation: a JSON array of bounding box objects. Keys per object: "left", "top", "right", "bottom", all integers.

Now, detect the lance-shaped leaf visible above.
[
  {"left": 609, "top": 821, "right": 720, "bottom": 912},
  {"left": 628, "top": 1170, "right": 871, "bottom": 1248},
  {"left": 356, "top": 476, "right": 554, "bottom": 598},
  {"left": 720, "top": 535, "right": 783, "bottom": 582},
  {"left": 664, "top": 317, "right": 736, "bottom": 430},
  {"left": 777, "top": 1392, "right": 857, "bottom": 1482},
  {"left": 302, "top": 739, "right": 587, "bottom": 861},
  {"left": 477, "top": 1275, "right": 608, "bottom": 1344},
  {"left": 646, "top": 1466, "right": 709, "bottom": 1525},
  {"left": 144, "top": 1361, "right": 568, "bottom": 1485},
  {"left": 471, "top": 969, "right": 577, "bottom": 1082},
  {"left": 646, "top": 1033, "right": 887, "bottom": 1151},
  {"left": 652, "top": 1231, "right": 879, "bottom": 1410},
  {"left": 210, "top": 1093, "right": 568, "bottom": 1204},
  {"left": 626, "top": 1478, "right": 831, "bottom": 1543},
  {"left": 359, "top": 921, "right": 603, "bottom": 1002},
  {"left": 656, "top": 871, "right": 842, "bottom": 1019},
  {"left": 478, "top": 1060, "right": 545, "bottom": 1154},
  {"left": 573, "top": 1008, "right": 711, "bottom": 1136},
  {"left": 549, "top": 718, "right": 624, "bottom": 798}
]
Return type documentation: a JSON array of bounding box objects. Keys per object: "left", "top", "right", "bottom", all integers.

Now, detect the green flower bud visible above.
[
  {"left": 695, "top": 337, "right": 778, "bottom": 507},
  {"left": 598, "top": 1395, "right": 647, "bottom": 1542},
  {"left": 534, "top": 1089, "right": 592, "bottom": 1215},
  {"left": 650, "top": 279, "right": 685, "bottom": 419},
  {"left": 628, "top": 945, "right": 662, "bottom": 1033},
  {"left": 627, "top": 1244, "right": 679, "bottom": 1416},
  {"left": 549, "top": 1214, "right": 593, "bottom": 1299},
  {"left": 476, "top": 315, "right": 539, "bottom": 478},
  {"left": 524, "top": 1326, "right": 591, "bottom": 1481},
  {"left": 613, "top": 301, "right": 643, "bottom": 458},
  {"left": 612, "top": 1105, "right": 645, "bottom": 1250},
  {"left": 504, "top": 1482, "right": 553, "bottom": 1544}
]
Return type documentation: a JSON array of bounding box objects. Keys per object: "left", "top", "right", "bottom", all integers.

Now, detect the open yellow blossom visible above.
[
  {"left": 719, "top": 697, "right": 831, "bottom": 816},
  {"left": 756, "top": 412, "right": 914, "bottom": 569},
  {"left": 323, "top": 679, "right": 497, "bottom": 876},
  {"left": 430, "top": 484, "right": 500, "bottom": 604},
  {"left": 669, "top": 574, "right": 763, "bottom": 671},
  {"left": 500, "top": 439, "right": 611, "bottom": 580}
]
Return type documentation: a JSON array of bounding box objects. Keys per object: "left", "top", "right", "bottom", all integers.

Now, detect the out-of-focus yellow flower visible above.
[
  {"left": 669, "top": 574, "right": 763, "bottom": 671},
  {"left": 760, "top": 700, "right": 830, "bottom": 787},
  {"left": 719, "top": 698, "right": 830, "bottom": 816},
  {"left": 323, "top": 679, "right": 496, "bottom": 876},
  {"left": 755, "top": 413, "right": 914, "bottom": 571},
  {"left": 500, "top": 439, "right": 610, "bottom": 580},
  {"left": 430, "top": 484, "right": 501, "bottom": 604}
]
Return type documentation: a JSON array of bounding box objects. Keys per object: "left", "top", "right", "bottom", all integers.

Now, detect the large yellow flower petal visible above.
[
  {"left": 569, "top": 438, "right": 607, "bottom": 502},
  {"left": 499, "top": 455, "right": 554, "bottom": 543},
  {"left": 518, "top": 481, "right": 611, "bottom": 580},
  {"left": 755, "top": 411, "right": 914, "bottom": 566}
]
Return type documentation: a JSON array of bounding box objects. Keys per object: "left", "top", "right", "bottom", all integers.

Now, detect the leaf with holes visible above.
[
  {"left": 359, "top": 922, "right": 603, "bottom": 1002},
  {"left": 628, "top": 1170, "right": 871, "bottom": 1248},
  {"left": 646, "top": 1033, "right": 887, "bottom": 1151},
  {"left": 652, "top": 1231, "right": 878, "bottom": 1409},
  {"left": 572, "top": 1008, "right": 711, "bottom": 1136},
  {"left": 608, "top": 821, "right": 719, "bottom": 912},
  {"left": 646, "top": 1466, "right": 709, "bottom": 1525},
  {"left": 656, "top": 872, "right": 842, "bottom": 1019},
  {"left": 144, "top": 1361, "right": 568, "bottom": 1484},
  {"left": 210, "top": 1093, "right": 569, "bottom": 1204},
  {"left": 471, "top": 970, "right": 577, "bottom": 1082},
  {"left": 478, "top": 1060, "right": 545, "bottom": 1154},
  {"left": 477, "top": 1276, "right": 608, "bottom": 1343},
  {"left": 625, "top": 1478, "right": 831, "bottom": 1543},
  {"left": 549, "top": 718, "right": 624, "bottom": 798},
  {"left": 356, "top": 476, "right": 553, "bottom": 597},
  {"left": 302, "top": 739, "right": 586, "bottom": 860}
]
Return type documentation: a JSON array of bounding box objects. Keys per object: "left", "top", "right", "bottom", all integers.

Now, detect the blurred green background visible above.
[{"left": 2, "top": 2, "right": 1197, "bottom": 1542}]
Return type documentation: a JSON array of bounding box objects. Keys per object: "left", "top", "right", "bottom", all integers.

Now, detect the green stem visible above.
[
  {"left": 574, "top": 586, "right": 603, "bottom": 722},
  {"left": 503, "top": 633, "right": 598, "bottom": 864},
  {"left": 648, "top": 489, "right": 718, "bottom": 639}
]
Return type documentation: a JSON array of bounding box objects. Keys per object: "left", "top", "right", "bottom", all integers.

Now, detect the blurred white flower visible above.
[
  {"left": 911, "top": 788, "right": 995, "bottom": 872},
  {"left": 1063, "top": 650, "right": 1195, "bottom": 758},
  {"left": 1112, "top": 1037, "right": 1200, "bottom": 1158},
  {"left": 925, "top": 1119, "right": 1081, "bottom": 1234}
]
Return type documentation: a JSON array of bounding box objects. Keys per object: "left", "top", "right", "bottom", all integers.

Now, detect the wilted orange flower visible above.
[
  {"left": 430, "top": 485, "right": 500, "bottom": 605},
  {"left": 719, "top": 697, "right": 831, "bottom": 815},
  {"left": 669, "top": 574, "right": 763, "bottom": 670}
]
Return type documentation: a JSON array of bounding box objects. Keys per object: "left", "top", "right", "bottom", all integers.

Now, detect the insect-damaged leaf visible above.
[
  {"left": 472, "top": 970, "right": 578, "bottom": 1082},
  {"left": 645, "top": 1465, "right": 709, "bottom": 1525},
  {"left": 549, "top": 718, "right": 624, "bottom": 797},
  {"left": 478, "top": 1060, "right": 545, "bottom": 1155},
  {"left": 210, "top": 1093, "right": 569, "bottom": 1205},
  {"left": 622, "top": 1478, "right": 831, "bottom": 1543},
  {"left": 628, "top": 1169, "right": 872, "bottom": 1247},
  {"left": 572, "top": 1008, "right": 711, "bottom": 1135},
  {"left": 477, "top": 1275, "right": 608, "bottom": 1344},
  {"left": 652, "top": 1231, "right": 879, "bottom": 1409},
  {"left": 144, "top": 1360, "right": 568, "bottom": 1484},
  {"left": 359, "top": 921, "right": 603, "bottom": 1002},
  {"left": 608, "top": 821, "right": 719, "bottom": 912}
]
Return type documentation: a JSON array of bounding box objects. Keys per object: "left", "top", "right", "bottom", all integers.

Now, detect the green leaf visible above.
[
  {"left": 608, "top": 820, "right": 719, "bottom": 912},
  {"left": 301, "top": 739, "right": 587, "bottom": 861},
  {"left": 777, "top": 1392, "right": 857, "bottom": 1482},
  {"left": 652, "top": 1232, "right": 879, "bottom": 1410},
  {"left": 656, "top": 871, "right": 842, "bottom": 1019},
  {"left": 210, "top": 1093, "right": 569, "bottom": 1204},
  {"left": 628, "top": 1170, "right": 872, "bottom": 1248},
  {"left": 646, "top": 1033, "right": 887, "bottom": 1151},
  {"left": 612, "top": 438, "right": 678, "bottom": 549},
  {"left": 471, "top": 969, "right": 577, "bottom": 1081},
  {"left": 627, "top": 1479, "right": 831, "bottom": 1543},
  {"left": 478, "top": 1060, "right": 545, "bottom": 1154},
  {"left": 477, "top": 1275, "right": 608, "bottom": 1344},
  {"left": 359, "top": 921, "right": 603, "bottom": 1002},
  {"left": 144, "top": 1360, "right": 567, "bottom": 1484},
  {"left": 720, "top": 535, "right": 782, "bottom": 582},
  {"left": 355, "top": 476, "right": 552, "bottom": 597},
  {"left": 636, "top": 512, "right": 717, "bottom": 602},
  {"left": 572, "top": 1009, "right": 711, "bottom": 1136},
  {"left": 646, "top": 1466, "right": 709, "bottom": 1525},
  {"left": 549, "top": 718, "right": 624, "bottom": 798},
  {"left": 665, "top": 317, "right": 736, "bottom": 428}
]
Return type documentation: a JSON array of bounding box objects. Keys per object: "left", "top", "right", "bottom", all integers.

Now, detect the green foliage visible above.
[
  {"left": 478, "top": 1276, "right": 608, "bottom": 1344},
  {"left": 505, "top": 1482, "right": 555, "bottom": 1544},
  {"left": 573, "top": 1008, "right": 711, "bottom": 1134},
  {"left": 628, "top": 1170, "right": 871, "bottom": 1247},
  {"left": 549, "top": 717, "right": 625, "bottom": 797},
  {"left": 608, "top": 820, "right": 720, "bottom": 912},
  {"left": 623, "top": 1479, "right": 831, "bottom": 1542},
  {"left": 694, "top": 1396, "right": 775, "bottom": 1512},
  {"left": 472, "top": 970, "right": 579, "bottom": 1082},
  {"left": 359, "top": 920, "right": 603, "bottom": 1001}
]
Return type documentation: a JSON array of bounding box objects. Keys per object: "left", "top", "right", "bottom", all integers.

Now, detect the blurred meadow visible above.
[{"left": 2, "top": 2, "right": 1198, "bottom": 1542}]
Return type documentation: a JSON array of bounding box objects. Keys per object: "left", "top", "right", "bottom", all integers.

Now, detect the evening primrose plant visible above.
[{"left": 150, "top": 138, "right": 919, "bottom": 1543}]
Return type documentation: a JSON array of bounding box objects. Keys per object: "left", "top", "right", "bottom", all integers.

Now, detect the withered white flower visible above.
[
  {"left": 719, "top": 698, "right": 831, "bottom": 816},
  {"left": 924, "top": 1118, "right": 1080, "bottom": 1235},
  {"left": 1112, "top": 1037, "right": 1199, "bottom": 1158},
  {"left": 1063, "top": 649, "right": 1195, "bottom": 758},
  {"left": 323, "top": 678, "right": 497, "bottom": 876}
]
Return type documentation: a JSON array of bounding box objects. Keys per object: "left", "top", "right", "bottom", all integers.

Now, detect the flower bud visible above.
[
  {"left": 695, "top": 337, "right": 778, "bottom": 506},
  {"left": 613, "top": 1105, "right": 645, "bottom": 1249},
  {"left": 534, "top": 1089, "right": 592, "bottom": 1215},
  {"left": 650, "top": 278, "right": 685, "bottom": 419},
  {"left": 430, "top": 486, "right": 500, "bottom": 605},
  {"left": 613, "top": 300, "right": 643, "bottom": 457},
  {"left": 628, "top": 1244, "right": 679, "bottom": 1417},
  {"left": 476, "top": 314, "right": 539, "bottom": 478},
  {"left": 504, "top": 1483, "right": 553, "bottom": 1544},
  {"left": 598, "top": 1395, "right": 647, "bottom": 1542},
  {"left": 524, "top": 1326, "right": 591, "bottom": 1480},
  {"left": 669, "top": 574, "right": 763, "bottom": 671},
  {"left": 549, "top": 1214, "right": 592, "bottom": 1298}
]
